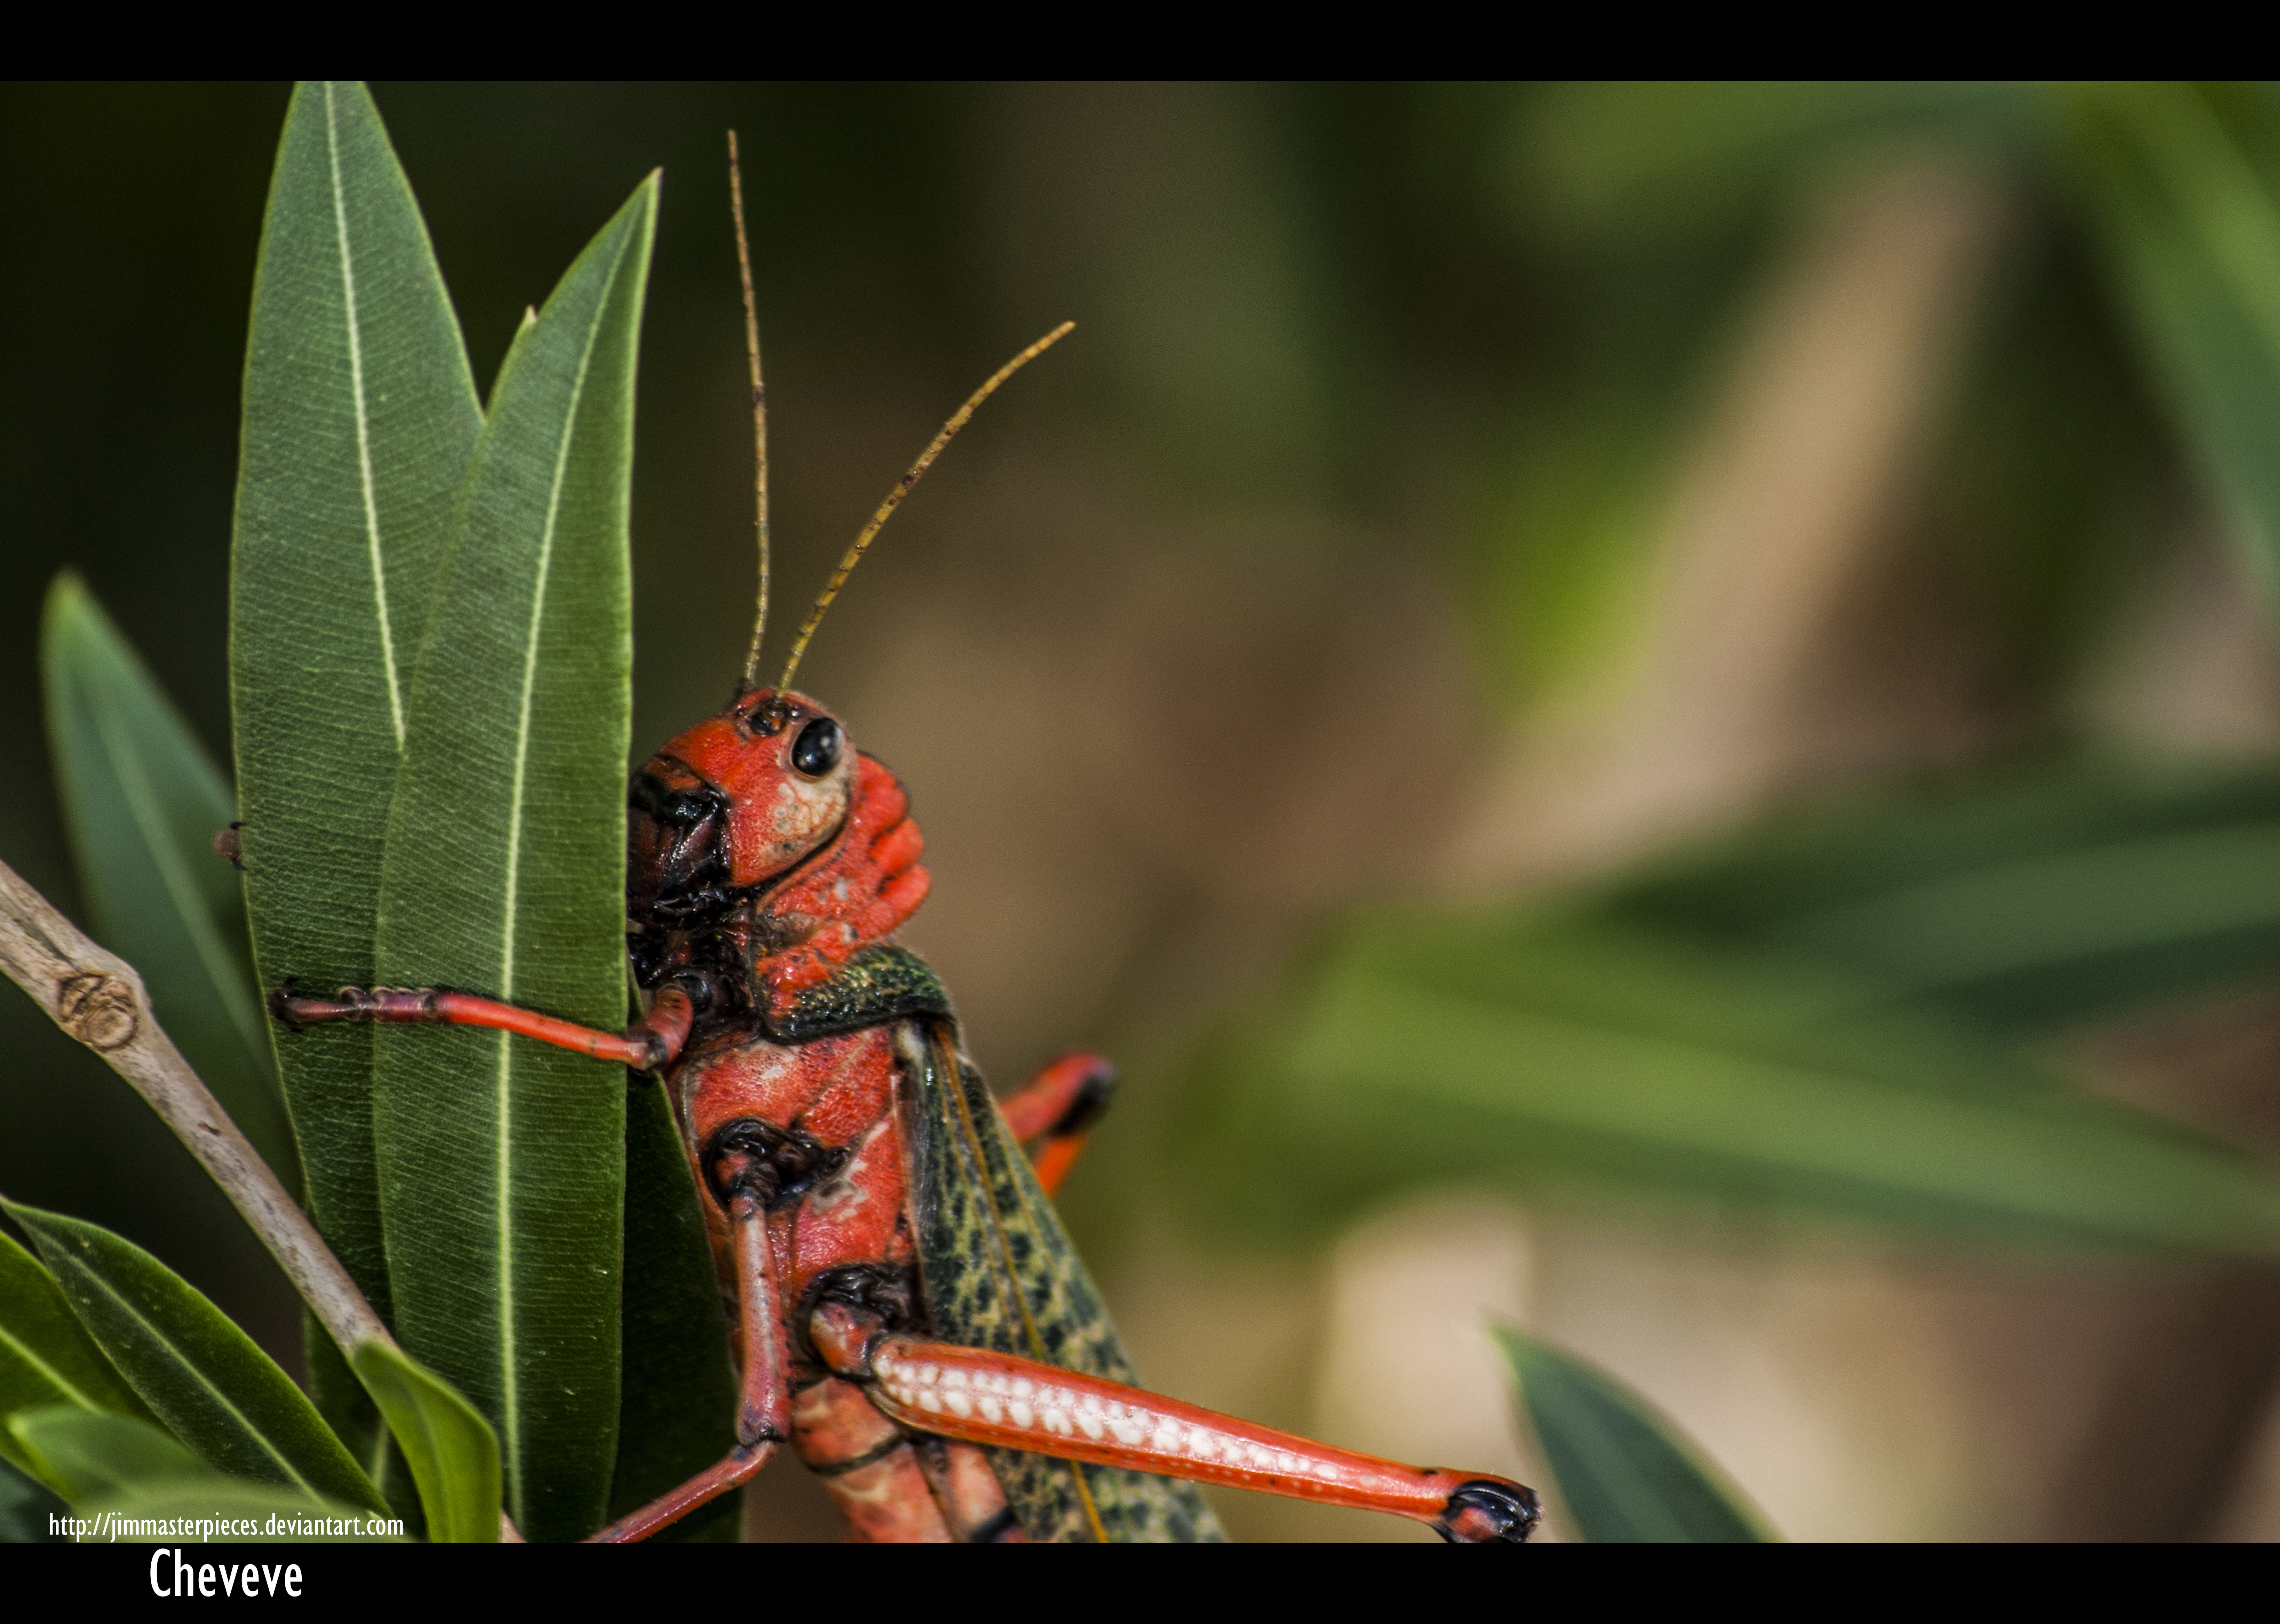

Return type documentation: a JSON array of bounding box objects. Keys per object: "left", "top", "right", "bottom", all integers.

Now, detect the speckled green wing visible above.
[{"left": 900, "top": 1018, "right": 1224, "bottom": 1543}]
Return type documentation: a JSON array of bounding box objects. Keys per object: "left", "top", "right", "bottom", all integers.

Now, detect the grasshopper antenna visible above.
[
  {"left": 729, "top": 130, "right": 771, "bottom": 694},
  {"left": 773, "top": 321, "right": 1075, "bottom": 699}
]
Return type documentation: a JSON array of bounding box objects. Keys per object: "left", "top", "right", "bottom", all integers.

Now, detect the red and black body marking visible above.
[{"left": 275, "top": 685, "right": 1538, "bottom": 1544}]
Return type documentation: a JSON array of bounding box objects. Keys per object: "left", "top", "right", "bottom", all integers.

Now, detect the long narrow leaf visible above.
[
  {"left": 0, "top": 1229, "right": 156, "bottom": 1485},
  {"left": 7, "top": 1406, "right": 204, "bottom": 1500},
  {"left": 11, "top": 1408, "right": 393, "bottom": 1540},
  {"left": 348, "top": 1338, "right": 499, "bottom": 1544},
  {"left": 1611, "top": 759, "right": 2280, "bottom": 1033},
  {"left": 303, "top": 1311, "right": 420, "bottom": 1530},
  {"left": 1493, "top": 1327, "right": 1769, "bottom": 1543},
  {"left": 2, "top": 1201, "right": 383, "bottom": 1514},
  {"left": 2064, "top": 82, "right": 2280, "bottom": 609},
  {"left": 1175, "top": 913, "right": 2280, "bottom": 1250},
  {"left": 41, "top": 574, "right": 297, "bottom": 1188},
  {"left": 232, "top": 79, "right": 484, "bottom": 1324},
  {"left": 372, "top": 176, "right": 656, "bottom": 1542}
]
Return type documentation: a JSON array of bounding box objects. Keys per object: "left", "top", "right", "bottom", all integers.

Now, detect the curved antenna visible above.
[
  {"left": 728, "top": 130, "right": 772, "bottom": 693},
  {"left": 773, "top": 321, "right": 1075, "bottom": 698}
]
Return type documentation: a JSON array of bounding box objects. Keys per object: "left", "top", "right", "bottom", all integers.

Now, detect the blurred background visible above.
[{"left": 8, "top": 80, "right": 2280, "bottom": 1540}]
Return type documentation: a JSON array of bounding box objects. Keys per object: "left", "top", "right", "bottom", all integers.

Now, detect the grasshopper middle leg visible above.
[
  {"left": 996, "top": 1051, "right": 1115, "bottom": 1197},
  {"left": 588, "top": 1170, "right": 792, "bottom": 1542}
]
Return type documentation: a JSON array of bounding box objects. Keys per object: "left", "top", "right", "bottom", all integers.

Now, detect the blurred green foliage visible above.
[
  {"left": 1163, "top": 83, "right": 2280, "bottom": 1258},
  {"left": 1178, "top": 763, "right": 2280, "bottom": 1250},
  {"left": 42, "top": 576, "right": 295, "bottom": 1188}
]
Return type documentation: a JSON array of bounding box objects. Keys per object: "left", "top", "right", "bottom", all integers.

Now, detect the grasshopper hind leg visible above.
[
  {"left": 788, "top": 1375, "right": 962, "bottom": 1542},
  {"left": 809, "top": 1300, "right": 1541, "bottom": 1544}
]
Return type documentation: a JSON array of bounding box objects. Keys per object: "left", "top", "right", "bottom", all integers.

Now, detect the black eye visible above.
[{"left": 791, "top": 717, "right": 842, "bottom": 778}]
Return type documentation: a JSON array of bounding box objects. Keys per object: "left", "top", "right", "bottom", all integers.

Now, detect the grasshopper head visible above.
[
  {"left": 628, "top": 690, "right": 855, "bottom": 925},
  {"left": 628, "top": 690, "right": 928, "bottom": 986},
  {"left": 658, "top": 689, "right": 857, "bottom": 890}
]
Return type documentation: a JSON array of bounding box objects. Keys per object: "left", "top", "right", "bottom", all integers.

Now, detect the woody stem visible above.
[{"left": 0, "top": 859, "right": 526, "bottom": 1542}]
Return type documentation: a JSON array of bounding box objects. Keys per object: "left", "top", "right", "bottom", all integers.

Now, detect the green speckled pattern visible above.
[
  {"left": 767, "top": 944, "right": 953, "bottom": 1042},
  {"left": 899, "top": 1019, "right": 1224, "bottom": 1543}
]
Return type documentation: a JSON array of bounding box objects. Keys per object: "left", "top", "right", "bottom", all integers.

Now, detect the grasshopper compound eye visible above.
[{"left": 792, "top": 717, "right": 843, "bottom": 778}]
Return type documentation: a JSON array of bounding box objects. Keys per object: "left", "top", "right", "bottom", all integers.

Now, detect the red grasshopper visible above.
[{"left": 270, "top": 142, "right": 1540, "bottom": 1545}]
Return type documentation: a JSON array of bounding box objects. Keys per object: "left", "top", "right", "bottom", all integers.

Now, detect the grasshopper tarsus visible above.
[{"left": 1437, "top": 1481, "right": 1543, "bottom": 1544}]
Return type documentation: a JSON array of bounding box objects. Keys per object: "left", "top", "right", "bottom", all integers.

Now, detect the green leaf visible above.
[
  {"left": 10, "top": 1407, "right": 397, "bottom": 1539},
  {"left": 40, "top": 573, "right": 299, "bottom": 1191},
  {"left": 372, "top": 175, "right": 656, "bottom": 1542},
  {"left": 7, "top": 1406, "right": 203, "bottom": 1501},
  {"left": 302, "top": 1312, "right": 420, "bottom": 1531},
  {"left": 0, "top": 1229, "right": 156, "bottom": 1486},
  {"left": 232, "top": 79, "right": 484, "bottom": 1322},
  {"left": 2064, "top": 82, "right": 2280, "bottom": 610},
  {"left": 1493, "top": 1327, "right": 1769, "bottom": 1543},
  {"left": 348, "top": 1338, "right": 500, "bottom": 1544},
  {"left": 7, "top": 1414, "right": 399, "bottom": 1542},
  {"left": 0, "top": 1455, "right": 66, "bottom": 1544},
  {"left": 606, "top": 1076, "right": 738, "bottom": 1542},
  {"left": 1610, "top": 759, "right": 2280, "bottom": 1033},
  {"left": 2, "top": 1201, "right": 383, "bottom": 1514},
  {"left": 1173, "top": 911, "right": 2280, "bottom": 1251}
]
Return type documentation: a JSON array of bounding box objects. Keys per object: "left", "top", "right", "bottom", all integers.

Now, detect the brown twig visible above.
[
  {"left": 0, "top": 858, "right": 524, "bottom": 1542},
  {"left": 0, "top": 857, "right": 384, "bottom": 1346}
]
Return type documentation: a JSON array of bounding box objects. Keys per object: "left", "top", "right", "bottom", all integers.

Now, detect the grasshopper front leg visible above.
[
  {"left": 270, "top": 980, "right": 698, "bottom": 1069},
  {"left": 809, "top": 1303, "right": 1540, "bottom": 1543}
]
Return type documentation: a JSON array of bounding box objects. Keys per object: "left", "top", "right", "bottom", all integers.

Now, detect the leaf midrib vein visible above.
[
  {"left": 488, "top": 240, "right": 621, "bottom": 1520},
  {"left": 0, "top": 1318, "right": 109, "bottom": 1412},
  {"left": 324, "top": 80, "right": 407, "bottom": 753},
  {"left": 55, "top": 1251, "right": 322, "bottom": 1500}
]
